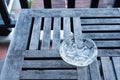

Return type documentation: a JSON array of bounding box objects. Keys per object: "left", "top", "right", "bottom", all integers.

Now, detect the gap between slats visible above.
[
  {"left": 112, "top": 57, "right": 120, "bottom": 80},
  {"left": 41, "top": 17, "right": 52, "bottom": 50},
  {"left": 81, "top": 18, "right": 120, "bottom": 25},
  {"left": 29, "top": 17, "right": 42, "bottom": 50},
  {"left": 27, "top": 17, "right": 120, "bottom": 50},
  {"left": 26, "top": 17, "right": 35, "bottom": 50},
  {"left": 101, "top": 57, "right": 117, "bottom": 80},
  {"left": 20, "top": 70, "right": 77, "bottom": 79},
  {"left": 21, "top": 56, "right": 118, "bottom": 80},
  {"left": 23, "top": 16, "right": 120, "bottom": 80}
]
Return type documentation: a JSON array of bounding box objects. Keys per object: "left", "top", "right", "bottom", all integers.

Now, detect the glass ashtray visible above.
[{"left": 60, "top": 35, "right": 98, "bottom": 67}]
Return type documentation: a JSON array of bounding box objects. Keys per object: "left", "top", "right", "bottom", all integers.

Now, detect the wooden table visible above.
[{"left": 1, "top": 8, "right": 120, "bottom": 80}]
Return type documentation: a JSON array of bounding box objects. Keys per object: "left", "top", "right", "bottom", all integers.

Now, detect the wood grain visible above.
[
  {"left": 24, "top": 49, "right": 120, "bottom": 58},
  {"left": 101, "top": 57, "right": 116, "bottom": 80},
  {"left": 41, "top": 18, "right": 52, "bottom": 49},
  {"left": 0, "top": 13, "right": 32, "bottom": 80},
  {"left": 2, "top": 8, "right": 120, "bottom": 80},
  {"left": 21, "top": 8, "right": 120, "bottom": 17},
  {"left": 20, "top": 70, "right": 77, "bottom": 79},
  {"left": 29, "top": 17, "right": 42, "bottom": 50},
  {"left": 52, "top": 17, "right": 61, "bottom": 49}
]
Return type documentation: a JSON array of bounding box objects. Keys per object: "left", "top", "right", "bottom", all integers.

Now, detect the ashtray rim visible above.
[{"left": 59, "top": 38, "right": 98, "bottom": 67}]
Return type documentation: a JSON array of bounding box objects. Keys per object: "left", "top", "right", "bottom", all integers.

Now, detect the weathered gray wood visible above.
[
  {"left": 52, "top": 17, "right": 61, "bottom": 49},
  {"left": 61, "top": 31, "right": 120, "bottom": 39},
  {"left": 24, "top": 49, "right": 60, "bottom": 58},
  {"left": 82, "top": 25, "right": 120, "bottom": 31},
  {"left": 22, "top": 60, "right": 75, "bottom": 68},
  {"left": 20, "top": 70, "right": 77, "bottom": 79},
  {"left": 98, "top": 49, "right": 120, "bottom": 57},
  {"left": 101, "top": 57, "right": 116, "bottom": 80},
  {"left": 84, "top": 33, "right": 120, "bottom": 39},
  {"left": 0, "top": 13, "right": 32, "bottom": 80},
  {"left": 112, "top": 57, "right": 120, "bottom": 80},
  {"left": 73, "top": 17, "right": 89, "bottom": 80},
  {"left": 1, "top": 51, "right": 24, "bottom": 80},
  {"left": 22, "top": 8, "right": 120, "bottom": 17},
  {"left": 73, "top": 17, "right": 83, "bottom": 48},
  {"left": 89, "top": 59, "right": 101, "bottom": 80},
  {"left": 41, "top": 18, "right": 51, "bottom": 50},
  {"left": 83, "top": 33, "right": 120, "bottom": 39},
  {"left": 63, "top": 17, "right": 71, "bottom": 42},
  {"left": 81, "top": 18, "right": 120, "bottom": 24},
  {"left": 95, "top": 40, "right": 120, "bottom": 47},
  {"left": 77, "top": 67, "right": 88, "bottom": 80},
  {"left": 24, "top": 49, "right": 120, "bottom": 58},
  {"left": 29, "top": 17, "right": 42, "bottom": 50},
  {"left": 2, "top": 8, "right": 120, "bottom": 80},
  {"left": 48, "top": 31, "right": 120, "bottom": 40}
]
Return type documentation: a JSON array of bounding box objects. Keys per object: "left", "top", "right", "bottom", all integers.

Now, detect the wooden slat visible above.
[
  {"left": 1, "top": 51, "right": 24, "bottom": 80},
  {"left": 81, "top": 18, "right": 120, "bottom": 24},
  {"left": 98, "top": 49, "right": 120, "bottom": 57},
  {"left": 52, "top": 17, "right": 61, "bottom": 49},
  {"left": 0, "top": 13, "right": 32, "bottom": 80},
  {"left": 82, "top": 25, "right": 120, "bottom": 31},
  {"left": 63, "top": 17, "right": 71, "bottom": 41},
  {"left": 24, "top": 49, "right": 59, "bottom": 58},
  {"left": 77, "top": 67, "right": 88, "bottom": 80},
  {"left": 20, "top": 70, "right": 77, "bottom": 79},
  {"left": 101, "top": 57, "right": 116, "bottom": 80},
  {"left": 73, "top": 17, "right": 83, "bottom": 48},
  {"left": 112, "top": 57, "right": 120, "bottom": 80},
  {"left": 22, "top": 60, "right": 75, "bottom": 68},
  {"left": 41, "top": 18, "right": 51, "bottom": 49},
  {"left": 89, "top": 59, "right": 101, "bottom": 80},
  {"left": 73, "top": 17, "right": 89, "bottom": 80},
  {"left": 95, "top": 40, "right": 120, "bottom": 47},
  {"left": 29, "top": 17, "right": 42, "bottom": 49},
  {"left": 84, "top": 33, "right": 120, "bottom": 39},
  {"left": 37, "top": 31, "right": 120, "bottom": 40},
  {"left": 24, "top": 49, "right": 120, "bottom": 58},
  {"left": 22, "top": 8, "right": 120, "bottom": 17}
]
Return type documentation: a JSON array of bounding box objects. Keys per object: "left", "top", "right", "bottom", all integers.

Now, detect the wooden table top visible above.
[{"left": 1, "top": 8, "right": 120, "bottom": 80}]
